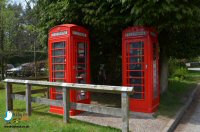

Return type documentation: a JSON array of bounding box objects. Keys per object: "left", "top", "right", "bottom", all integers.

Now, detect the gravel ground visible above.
[
  {"left": 71, "top": 112, "right": 170, "bottom": 132},
  {"left": 71, "top": 92, "right": 170, "bottom": 132}
]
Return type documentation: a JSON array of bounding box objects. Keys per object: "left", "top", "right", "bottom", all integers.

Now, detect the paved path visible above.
[
  {"left": 188, "top": 68, "right": 200, "bottom": 71},
  {"left": 72, "top": 112, "right": 169, "bottom": 132},
  {"left": 175, "top": 88, "right": 200, "bottom": 132},
  {"left": 71, "top": 93, "right": 170, "bottom": 132}
]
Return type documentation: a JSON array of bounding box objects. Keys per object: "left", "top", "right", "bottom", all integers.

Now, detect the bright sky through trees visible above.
[{"left": 8, "top": 0, "right": 33, "bottom": 9}]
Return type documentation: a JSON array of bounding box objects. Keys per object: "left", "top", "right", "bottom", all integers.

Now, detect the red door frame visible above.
[
  {"left": 123, "top": 38, "right": 149, "bottom": 111},
  {"left": 70, "top": 37, "right": 90, "bottom": 115}
]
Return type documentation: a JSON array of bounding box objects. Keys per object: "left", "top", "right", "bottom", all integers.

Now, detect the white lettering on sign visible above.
[
  {"left": 72, "top": 31, "right": 87, "bottom": 37},
  {"left": 51, "top": 31, "right": 68, "bottom": 37},
  {"left": 125, "top": 31, "right": 146, "bottom": 37}
]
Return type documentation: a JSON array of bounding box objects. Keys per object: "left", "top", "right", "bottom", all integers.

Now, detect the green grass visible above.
[
  {"left": 185, "top": 71, "right": 200, "bottom": 80},
  {"left": 0, "top": 85, "right": 120, "bottom": 132},
  {"left": 156, "top": 71, "right": 200, "bottom": 117},
  {"left": 0, "top": 71, "right": 199, "bottom": 131}
]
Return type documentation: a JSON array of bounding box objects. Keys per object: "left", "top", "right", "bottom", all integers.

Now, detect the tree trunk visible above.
[
  {"left": 0, "top": 29, "right": 4, "bottom": 80},
  {"left": 1, "top": 58, "right": 4, "bottom": 80},
  {"left": 160, "top": 47, "right": 169, "bottom": 94},
  {"left": 0, "top": 26, "right": 4, "bottom": 80}
]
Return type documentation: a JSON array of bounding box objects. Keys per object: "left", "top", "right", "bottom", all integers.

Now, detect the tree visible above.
[
  {"left": 35, "top": 0, "right": 200, "bottom": 92},
  {"left": 0, "top": 1, "right": 40, "bottom": 80},
  {"left": 81, "top": 0, "right": 200, "bottom": 92},
  {"left": 0, "top": 0, "right": 16, "bottom": 80}
]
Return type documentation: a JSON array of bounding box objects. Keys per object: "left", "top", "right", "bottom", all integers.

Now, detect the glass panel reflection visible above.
[
  {"left": 53, "top": 50, "right": 65, "bottom": 56},
  {"left": 53, "top": 42, "right": 65, "bottom": 49},
  {"left": 55, "top": 72, "right": 64, "bottom": 78},
  {"left": 130, "top": 93, "right": 142, "bottom": 99},
  {"left": 53, "top": 65, "right": 64, "bottom": 70},
  {"left": 53, "top": 58, "right": 65, "bottom": 63}
]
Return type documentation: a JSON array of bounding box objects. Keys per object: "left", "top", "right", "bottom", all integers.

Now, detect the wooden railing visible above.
[{"left": 4, "top": 79, "right": 134, "bottom": 132}]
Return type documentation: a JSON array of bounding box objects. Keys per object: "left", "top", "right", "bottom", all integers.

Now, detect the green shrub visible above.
[
  {"left": 172, "top": 67, "right": 188, "bottom": 80},
  {"left": 0, "top": 82, "right": 4, "bottom": 89},
  {"left": 169, "top": 58, "right": 179, "bottom": 77},
  {"left": 169, "top": 58, "right": 188, "bottom": 81}
]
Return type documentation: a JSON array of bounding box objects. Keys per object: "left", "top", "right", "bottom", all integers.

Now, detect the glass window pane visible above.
[
  {"left": 153, "top": 44, "right": 158, "bottom": 98},
  {"left": 76, "top": 42, "right": 87, "bottom": 101},
  {"left": 77, "top": 78, "right": 86, "bottom": 83},
  {"left": 129, "top": 71, "right": 143, "bottom": 77},
  {"left": 129, "top": 78, "right": 142, "bottom": 84},
  {"left": 78, "top": 49, "right": 85, "bottom": 54},
  {"left": 127, "top": 41, "right": 145, "bottom": 100},
  {"left": 76, "top": 90, "right": 86, "bottom": 100},
  {"left": 53, "top": 42, "right": 65, "bottom": 49},
  {"left": 53, "top": 50, "right": 65, "bottom": 56},
  {"left": 53, "top": 58, "right": 65, "bottom": 63},
  {"left": 55, "top": 72, "right": 64, "bottom": 78},
  {"left": 134, "top": 86, "right": 143, "bottom": 92},
  {"left": 130, "top": 49, "right": 144, "bottom": 55},
  {"left": 130, "top": 57, "right": 144, "bottom": 63},
  {"left": 77, "top": 72, "right": 86, "bottom": 79},
  {"left": 78, "top": 58, "right": 85, "bottom": 63},
  {"left": 78, "top": 42, "right": 86, "bottom": 57},
  {"left": 56, "top": 94, "right": 63, "bottom": 100},
  {"left": 77, "top": 64, "right": 86, "bottom": 70},
  {"left": 78, "top": 42, "right": 85, "bottom": 48},
  {"left": 130, "top": 42, "right": 144, "bottom": 48},
  {"left": 52, "top": 88, "right": 63, "bottom": 100},
  {"left": 54, "top": 65, "right": 64, "bottom": 70},
  {"left": 130, "top": 93, "right": 142, "bottom": 99},
  {"left": 129, "top": 64, "right": 142, "bottom": 70}
]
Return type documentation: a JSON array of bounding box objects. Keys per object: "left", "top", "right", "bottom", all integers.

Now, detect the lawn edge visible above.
[{"left": 162, "top": 83, "right": 200, "bottom": 132}]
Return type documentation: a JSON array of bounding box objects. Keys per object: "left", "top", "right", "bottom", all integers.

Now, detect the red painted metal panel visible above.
[
  {"left": 48, "top": 24, "right": 90, "bottom": 116},
  {"left": 122, "top": 26, "right": 160, "bottom": 113}
]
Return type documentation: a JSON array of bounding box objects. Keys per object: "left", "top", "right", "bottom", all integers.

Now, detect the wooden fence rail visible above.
[{"left": 4, "top": 79, "right": 134, "bottom": 132}]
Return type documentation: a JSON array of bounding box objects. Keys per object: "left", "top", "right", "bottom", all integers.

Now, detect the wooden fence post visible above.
[
  {"left": 63, "top": 87, "right": 70, "bottom": 123},
  {"left": 46, "top": 87, "right": 50, "bottom": 99},
  {"left": 121, "top": 92, "right": 129, "bottom": 132},
  {"left": 26, "top": 84, "right": 31, "bottom": 116},
  {"left": 6, "top": 82, "right": 13, "bottom": 111}
]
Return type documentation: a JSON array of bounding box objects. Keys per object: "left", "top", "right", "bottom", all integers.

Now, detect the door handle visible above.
[{"left": 145, "top": 64, "right": 148, "bottom": 69}]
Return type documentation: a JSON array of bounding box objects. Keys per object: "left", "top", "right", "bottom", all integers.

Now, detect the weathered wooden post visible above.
[
  {"left": 26, "top": 83, "right": 31, "bottom": 116},
  {"left": 6, "top": 82, "right": 13, "bottom": 111},
  {"left": 46, "top": 87, "right": 50, "bottom": 99},
  {"left": 63, "top": 87, "right": 70, "bottom": 123},
  {"left": 121, "top": 92, "right": 129, "bottom": 132}
]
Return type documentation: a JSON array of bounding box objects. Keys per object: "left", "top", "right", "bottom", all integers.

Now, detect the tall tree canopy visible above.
[
  {"left": 0, "top": 0, "right": 41, "bottom": 79},
  {"left": 36, "top": 0, "right": 200, "bottom": 92}
]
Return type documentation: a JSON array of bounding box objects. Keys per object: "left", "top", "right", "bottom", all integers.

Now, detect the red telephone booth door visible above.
[
  {"left": 49, "top": 38, "right": 69, "bottom": 114},
  {"left": 70, "top": 39, "right": 90, "bottom": 115},
  {"left": 124, "top": 39, "right": 148, "bottom": 111}
]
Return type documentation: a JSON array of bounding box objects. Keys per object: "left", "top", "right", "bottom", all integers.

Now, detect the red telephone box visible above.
[
  {"left": 122, "top": 26, "right": 160, "bottom": 113},
  {"left": 48, "top": 24, "right": 91, "bottom": 116}
]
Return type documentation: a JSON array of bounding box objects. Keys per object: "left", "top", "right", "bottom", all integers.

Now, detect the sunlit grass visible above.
[
  {"left": 0, "top": 85, "right": 120, "bottom": 132},
  {"left": 157, "top": 71, "right": 200, "bottom": 117}
]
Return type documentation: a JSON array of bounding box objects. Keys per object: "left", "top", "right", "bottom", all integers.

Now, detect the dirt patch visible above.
[{"left": 91, "top": 92, "right": 121, "bottom": 108}]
